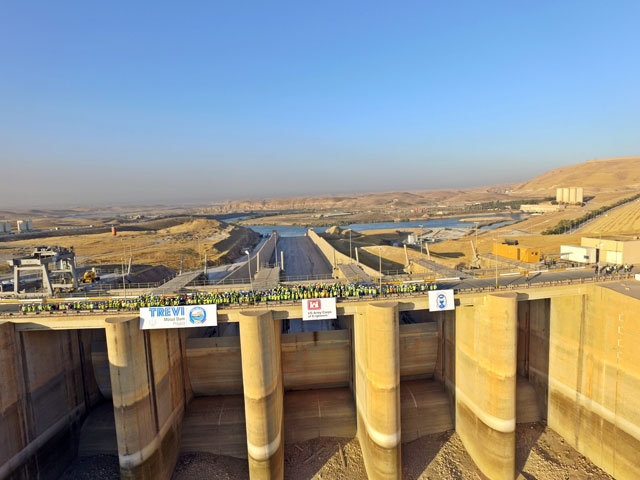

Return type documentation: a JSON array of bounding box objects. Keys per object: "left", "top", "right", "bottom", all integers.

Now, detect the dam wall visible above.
[{"left": 0, "top": 281, "right": 638, "bottom": 479}]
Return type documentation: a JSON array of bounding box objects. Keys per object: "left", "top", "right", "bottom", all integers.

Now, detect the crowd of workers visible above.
[
  {"left": 19, "top": 281, "right": 439, "bottom": 313},
  {"left": 595, "top": 263, "right": 633, "bottom": 275}
]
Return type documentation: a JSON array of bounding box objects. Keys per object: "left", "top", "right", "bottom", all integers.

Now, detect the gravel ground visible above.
[
  {"left": 61, "top": 423, "right": 613, "bottom": 479},
  {"left": 59, "top": 454, "right": 119, "bottom": 480}
]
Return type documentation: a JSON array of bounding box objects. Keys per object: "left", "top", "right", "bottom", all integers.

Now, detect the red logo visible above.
[{"left": 307, "top": 300, "right": 321, "bottom": 310}]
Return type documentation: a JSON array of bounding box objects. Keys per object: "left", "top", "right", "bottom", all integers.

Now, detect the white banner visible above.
[
  {"left": 140, "top": 304, "right": 217, "bottom": 330},
  {"left": 428, "top": 289, "right": 455, "bottom": 312},
  {"left": 302, "top": 297, "right": 337, "bottom": 321}
]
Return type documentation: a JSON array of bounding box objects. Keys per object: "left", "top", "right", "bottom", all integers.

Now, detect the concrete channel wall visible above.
[
  {"left": 547, "top": 288, "right": 640, "bottom": 479},
  {"left": 222, "top": 232, "right": 279, "bottom": 283},
  {"left": 307, "top": 228, "right": 381, "bottom": 278},
  {"left": 0, "top": 325, "right": 102, "bottom": 479}
]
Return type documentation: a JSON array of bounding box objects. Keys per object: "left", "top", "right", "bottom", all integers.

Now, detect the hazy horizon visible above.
[{"left": 2, "top": 1, "right": 640, "bottom": 209}]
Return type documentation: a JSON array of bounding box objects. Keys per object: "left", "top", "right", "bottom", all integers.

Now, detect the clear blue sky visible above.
[{"left": 1, "top": 1, "right": 639, "bottom": 207}]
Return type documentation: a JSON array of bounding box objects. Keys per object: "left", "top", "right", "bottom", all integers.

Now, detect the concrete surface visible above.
[
  {"left": 1, "top": 281, "right": 639, "bottom": 480},
  {"left": 455, "top": 293, "right": 518, "bottom": 480},
  {"left": 272, "top": 236, "right": 333, "bottom": 278}
]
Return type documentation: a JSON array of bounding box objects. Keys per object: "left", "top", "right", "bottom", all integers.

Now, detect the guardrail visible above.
[{"left": 2, "top": 273, "right": 635, "bottom": 317}]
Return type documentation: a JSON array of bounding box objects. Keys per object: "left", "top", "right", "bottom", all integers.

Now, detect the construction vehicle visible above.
[{"left": 82, "top": 269, "right": 100, "bottom": 284}]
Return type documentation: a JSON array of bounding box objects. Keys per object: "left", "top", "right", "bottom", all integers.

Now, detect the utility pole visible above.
[
  {"left": 494, "top": 239, "right": 498, "bottom": 288},
  {"left": 378, "top": 246, "right": 382, "bottom": 292}
]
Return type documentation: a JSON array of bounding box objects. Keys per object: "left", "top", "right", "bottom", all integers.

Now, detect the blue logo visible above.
[
  {"left": 189, "top": 307, "right": 207, "bottom": 325},
  {"left": 437, "top": 294, "right": 447, "bottom": 309}
]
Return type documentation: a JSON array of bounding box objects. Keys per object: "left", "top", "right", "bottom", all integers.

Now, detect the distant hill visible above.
[{"left": 515, "top": 156, "right": 640, "bottom": 193}]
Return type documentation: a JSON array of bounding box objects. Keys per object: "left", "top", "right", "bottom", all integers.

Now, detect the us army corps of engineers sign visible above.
[
  {"left": 302, "top": 298, "right": 337, "bottom": 321},
  {"left": 140, "top": 305, "right": 218, "bottom": 329}
]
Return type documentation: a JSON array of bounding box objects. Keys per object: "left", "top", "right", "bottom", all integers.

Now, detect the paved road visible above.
[{"left": 272, "top": 236, "right": 332, "bottom": 278}]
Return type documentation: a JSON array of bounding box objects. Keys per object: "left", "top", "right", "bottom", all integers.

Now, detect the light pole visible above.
[
  {"left": 349, "top": 230, "right": 352, "bottom": 263},
  {"left": 243, "top": 249, "right": 253, "bottom": 291}
]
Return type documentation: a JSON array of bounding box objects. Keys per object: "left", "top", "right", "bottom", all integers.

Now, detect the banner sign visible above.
[
  {"left": 302, "top": 297, "right": 337, "bottom": 321},
  {"left": 140, "top": 304, "right": 217, "bottom": 330},
  {"left": 428, "top": 289, "right": 455, "bottom": 312}
]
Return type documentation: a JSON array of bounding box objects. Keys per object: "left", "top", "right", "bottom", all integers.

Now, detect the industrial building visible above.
[
  {"left": 493, "top": 242, "right": 541, "bottom": 263},
  {"left": 555, "top": 187, "right": 584, "bottom": 204},
  {"left": 581, "top": 235, "right": 640, "bottom": 264},
  {"left": 15, "top": 219, "right": 34, "bottom": 232},
  {"left": 560, "top": 244, "right": 597, "bottom": 264},
  {"left": 520, "top": 204, "right": 563, "bottom": 213}
]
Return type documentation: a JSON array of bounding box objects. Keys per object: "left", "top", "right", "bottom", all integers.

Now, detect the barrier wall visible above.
[
  {"left": 281, "top": 330, "right": 351, "bottom": 390},
  {"left": 548, "top": 287, "right": 640, "bottom": 479},
  {"left": 399, "top": 322, "right": 438, "bottom": 379},
  {"left": 187, "top": 336, "right": 243, "bottom": 396},
  {"left": 307, "top": 229, "right": 381, "bottom": 277},
  {"left": 0, "top": 325, "right": 101, "bottom": 479},
  {"left": 183, "top": 329, "right": 352, "bottom": 396}
]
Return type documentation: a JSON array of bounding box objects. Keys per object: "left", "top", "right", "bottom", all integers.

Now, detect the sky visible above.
[{"left": 1, "top": 1, "right": 639, "bottom": 208}]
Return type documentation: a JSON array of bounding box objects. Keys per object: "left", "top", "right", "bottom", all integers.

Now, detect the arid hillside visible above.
[
  {"left": 0, "top": 218, "right": 259, "bottom": 271},
  {"left": 514, "top": 156, "right": 640, "bottom": 194}
]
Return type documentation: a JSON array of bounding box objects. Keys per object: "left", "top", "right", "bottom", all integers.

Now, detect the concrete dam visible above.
[{"left": 1, "top": 281, "right": 639, "bottom": 479}]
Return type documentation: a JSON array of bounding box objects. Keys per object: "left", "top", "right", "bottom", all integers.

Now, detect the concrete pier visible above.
[
  {"left": 455, "top": 293, "right": 518, "bottom": 480},
  {"left": 354, "top": 302, "right": 402, "bottom": 479},
  {"left": 105, "top": 318, "right": 185, "bottom": 480},
  {"left": 238, "top": 310, "right": 284, "bottom": 479}
]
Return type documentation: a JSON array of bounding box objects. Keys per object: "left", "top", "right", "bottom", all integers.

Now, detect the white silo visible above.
[
  {"left": 17, "top": 220, "right": 26, "bottom": 232},
  {"left": 27, "top": 219, "right": 33, "bottom": 231}
]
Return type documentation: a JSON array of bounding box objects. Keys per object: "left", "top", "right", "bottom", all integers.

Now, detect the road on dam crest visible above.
[{"left": 273, "top": 236, "right": 333, "bottom": 277}]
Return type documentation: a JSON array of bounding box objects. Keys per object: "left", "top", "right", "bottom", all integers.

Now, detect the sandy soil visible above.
[
  {"left": 0, "top": 219, "right": 258, "bottom": 271},
  {"left": 65, "top": 423, "right": 613, "bottom": 479}
]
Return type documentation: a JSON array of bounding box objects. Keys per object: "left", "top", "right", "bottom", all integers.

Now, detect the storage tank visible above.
[
  {"left": 112, "top": 226, "right": 117, "bottom": 236},
  {"left": 4, "top": 221, "right": 11, "bottom": 233},
  {"left": 569, "top": 188, "right": 576, "bottom": 204},
  {"left": 576, "top": 187, "right": 584, "bottom": 204},
  {"left": 26, "top": 219, "right": 33, "bottom": 231},
  {"left": 16, "top": 220, "right": 27, "bottom": 232},
  {"left": 0, "top": 222, "right": 5, "bottom": 233},
  {"left": 562, "top": 188, "right": 570, "bottom": 203},
  {"left": 556, "top": 188, "right": 563, "bottom": 203}
]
